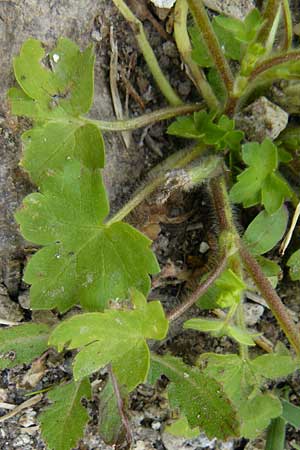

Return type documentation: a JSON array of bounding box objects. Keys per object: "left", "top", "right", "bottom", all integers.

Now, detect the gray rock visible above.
[
  {"left": 203, "top": 0, "right": 255, "bottom": 19},
  {"left": 235, "top": 97, "right": 289, "bottom": 142},
  {"left": 0, "top": 285, "right": 23, "bottom": 322},
  {"left": 244, "top": 302, "right": 264, "bottom": 326}
]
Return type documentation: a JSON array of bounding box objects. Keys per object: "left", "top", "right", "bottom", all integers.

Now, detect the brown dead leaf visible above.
[
  {"left": 152, "top": 260, "right": 192, "bottom": 288},
  {"left": 20, "top": 358, "right": 46, "bottom": 388}
]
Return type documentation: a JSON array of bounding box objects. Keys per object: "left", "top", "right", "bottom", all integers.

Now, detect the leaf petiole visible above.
[{"left": 84, "top": 103, "right": 204, "bottom": 132}]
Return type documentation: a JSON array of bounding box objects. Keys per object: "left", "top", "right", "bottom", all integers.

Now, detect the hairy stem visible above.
[
  {"left": 84, "top": 103, "right": 202, "bottom": 131},
  {"left": 209, "top": 176, "right": 249, "bottom": 359},
  {"left": 209, "top": 176, "right": 233, "bottom": 232},
  {"left": 167, "top": 253, "right": 227, "bottom": 322},
  {"left": 239, "top": 243, "right": 300, "bottom": 357},
  {"left": 187, "top": 0, "right": 234, "bottom": 96},
  {"left": 249, "top": 51, "right": 300, "bottom": 82},
  {"left": 282, "top": 0, "right": 293, "bottom": 50},
  {"left": 112, "top": 0, "right": 182, "bottom": 106},
  {"left": 236, "top": 50, "right": 300, "bottom": 110},
  {"left": 106, "top": 144, "right": 206, "bottom": 225},
  {"left": 174, "top": 0, "right": 219, "bottom": 111},
  {"left": 257, "top": 0, "right": 281, "bottom": 47}
]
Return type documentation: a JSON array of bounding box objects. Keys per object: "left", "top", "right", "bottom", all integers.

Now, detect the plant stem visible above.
[
  {"left": 209, "top": 176, "right": 249, "bottom": 359},
  {"left": 249, "top": 51, "right": 300, "bottom": 82},
  {"left": 187, "top": 0, "right": 234, "bottom": 96},
  {"left": 236, "top": 50, "right": 300, "bottom": 110},
  {"left": 256, "top": 0, "right": 281, "bottom": 47},
  {"left": 239, "top": 242, "right": 300, "bottom": 357},
  {"left": 174, "top": 0, "right": 219, "bottom": 111},
  {"left": 167, "top": 253, "right": 227, "bottom": 322},
  {"left": 111, "top": 0, "right": 182, "bottom": 106},
  {"left": 282, "top": 0, "right": 293, "bottom": 50},
  {"left": 106, "top": 144, "right": 206, "bottom": 225},
  {"left": 209, "top": 176, "right": 233, "bottom": 233},
  {"left": 265, "top": 416, "right": 286, "bottom": 450},
  {"left": 108, "top": 365, "right": 132, "bottom": 445},
  {"left": 84, "top": 103, "right": 203, "bottom": 131}
]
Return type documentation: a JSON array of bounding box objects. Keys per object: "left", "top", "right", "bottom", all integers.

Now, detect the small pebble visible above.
[
  {"left": 162, "top": 41, "right": 178, "bottom": 58},
  {"left": 150, "top": 0, "right": 176, "bottom": 7},
  {"left": 178, "top": 80, "right": 192, "bottom": 97},
  {"left": 13, "top": 434, "right": 31, "bottom": 447},
  {"left": 0, "top": 388, "right": 8, "bottom": 402},
  {"left": 18, "top": 291, "right": 30, "bottom": 309},
  {"left": 199, "top": 242, "right": 210, "bottom": 254},
  {"left": 91, "top": 29, "right": 102, "bottom": 42},
  {"left": 19, "top": 409, "right": 37, "bottom": 428},
  {"left": 134, "top": 440, "right": 146, "bottom": 450},
  {"left": 244, "top": 303, "right": 264, "bottom": 326},
  {"left": 235, "top": 96, "right": 288, "bottom": 142},
  {"left": 151, "top": 421, "right": 161, "bottom": 430}
]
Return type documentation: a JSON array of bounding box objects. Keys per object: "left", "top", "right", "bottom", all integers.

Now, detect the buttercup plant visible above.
[{"left": 1, "top": 0, "right": 300, "bottom": 449}]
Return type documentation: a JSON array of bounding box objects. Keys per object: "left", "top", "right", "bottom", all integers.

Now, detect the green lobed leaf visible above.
[
  {"left": 10, "top": 38, "right": 94, "bottom": 119},
  {"left": 214, "top": 9, "right": 263, "bottom": 45},
  {"left": 250, "top": 354, "right": 298, "bottom": 379},
  {"left": 184, "top": 318, "right": 258, "bottom": 346},
  {"left": 49, "top": 289, "right": 168, "bottom": 390},
  {"left": 211, "top": 19, "right": 242, "bottom": 61},
  {"left": 201, "top": 353, "right": 295, "bottom": 438},
  {"left": 197, "top": 268, "right": 246, "bottom": 310},
  {"left": 257, "top": 256, "right": 281, "bottom": 287},
  {"left": 277, "top": 126, "right": 300, "bottom": 152},
  {"left": 184, "top": 318, "right": 225, "bottom": 334},
  {"left": 261, "top": 174, "right": 291, "bottom": 214},
  {"left": 226, "top": 325, "right": 258, "bottom": 346},
  {"left": 15, "top": 162, "right": 159, "bottom": 312},
  {"left": 21, "top": 122, "right": 105, "bottom": 185},
  {"left": 230, "top": 139, "right": 291, "bottom": 213},
  {"left": 189, "top": 27, "right": 213, "bottom": 68},
  {"left": 39, "top": 378, "right": 91, "bottom": 450},
  {"left": 287, "top": 249, "right": 300, "bottom": 281},
  {"left": 243, "top": 206, "right": 288, "bottom": 255},
  {"left": 190, "top": 10, "right": 260, "bottom": 64},
  {"left": 164, "top": 416, "right": 199, "bottom": 439},
  {"left": 149, "top": 354, "right": 239, "bottom": 440},
  {"left": 281, "top": 399, "right": 300, "bottom": 429},
  {"left": 0, "top": 323, "right": 50, "bottom": 369},
  {"left": 98, "top": 377, "right": 131, "bottom": 448},
  {"left": 200, "top": 354, "right": 256, "bottom": 404},
  {"left": 239, "top": 394, "right": 282, "bottom": 439},
  {"left": 168, "top": 111, "right": 242, "bottom": 152},
  {"left": 8, "top": 38, "right": 104, "bottom": 187}
]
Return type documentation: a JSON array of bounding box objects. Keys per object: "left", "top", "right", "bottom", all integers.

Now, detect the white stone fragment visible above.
[
  {"left": 199, "top": 241, "right": 210, "bottom": 254},
  {"left": 244, "top": 303, "right": 264, "bottom": 326},
  {"left": 199, "top": 241, "right": 209, "bottom": 255},
  {"left": 151, "top": 421, "right": 161, "bottom": 430},
  {"left": 235, "top": 96, "right": 289, "bottom": 142},
  {"left": 150, "top": 0, "right": 176, "bottom": 8},
  {"left": 52, "top": 53, "right": 60, "bottom": 63}
]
